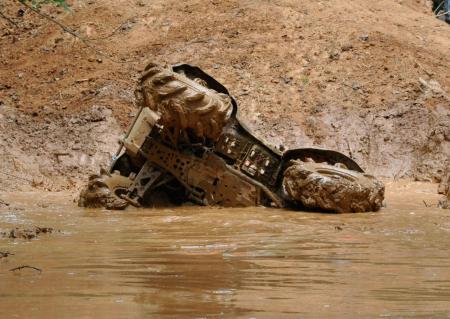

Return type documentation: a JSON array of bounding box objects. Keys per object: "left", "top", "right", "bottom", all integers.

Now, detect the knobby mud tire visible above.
[
  {"left": 283, "top": 161, "right": 385, "bottom": 213},
  {"left": 78, "top": 170, "right": 130, "bottom": 210},
  {"left": 136, "top": 63, "right": 233, "bottom": 144}
]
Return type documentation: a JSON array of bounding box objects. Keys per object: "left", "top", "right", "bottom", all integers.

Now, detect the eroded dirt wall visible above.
[{"left": 0, "top": 0, "right": 449, "bottom": 190}]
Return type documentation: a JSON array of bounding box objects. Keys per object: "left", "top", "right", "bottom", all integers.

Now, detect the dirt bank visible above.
[{"left": 0, "top": 0, "right": 449, "bottom": 191}]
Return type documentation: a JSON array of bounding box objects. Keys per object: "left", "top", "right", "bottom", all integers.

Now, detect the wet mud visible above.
[
  {"left": 0, "top": 199, "right": 9, "bottom": 207},
  {"left": 1, "top": 226, "right": 55, "bottom": 240},
  {"left": 0, "top": 181, "right": 449, "bottom": 318},
  {"left": 438, "top": 169, "right": 450, "bottom": 209},
  {"left": 1, "top": 1, "right": 449, "bottom": 194},
  {"left": 0, "top": 251, "right": 13, "bottom": 259}
]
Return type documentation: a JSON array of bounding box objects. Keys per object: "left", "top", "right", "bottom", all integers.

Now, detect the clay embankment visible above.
[{"left": 0, "top": 0, "right": 449, "bottom": 191}]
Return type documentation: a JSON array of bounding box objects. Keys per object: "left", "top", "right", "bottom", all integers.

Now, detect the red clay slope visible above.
[{"left": 0, "top": 0, "right": 449, "bottom": 190}]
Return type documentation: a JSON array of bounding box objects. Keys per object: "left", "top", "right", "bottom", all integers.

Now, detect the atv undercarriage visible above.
[{"left": 79, "top": 63, "right": 384, "bottom": 213}]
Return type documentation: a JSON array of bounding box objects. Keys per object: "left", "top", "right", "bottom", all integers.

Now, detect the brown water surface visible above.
[{"left": 0, "top": 181, "right": 449, "bottom": 318}]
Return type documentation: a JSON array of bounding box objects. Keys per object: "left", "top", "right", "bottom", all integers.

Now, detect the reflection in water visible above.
[{"left": 0, "top": 181, "right": 449, "bottom": 318}]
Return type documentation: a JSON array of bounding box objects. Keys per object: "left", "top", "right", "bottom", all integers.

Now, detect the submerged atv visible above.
[{"left": 79, "top": 63, "right": 384, "bottom": 213}]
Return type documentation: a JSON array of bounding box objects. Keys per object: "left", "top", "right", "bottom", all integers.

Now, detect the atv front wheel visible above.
[
  {"left": 78, "top": 169, "right": 132, "bottom": 210},
  {"left": 282, "top": 160, "right": 384, "bottom": 213}
]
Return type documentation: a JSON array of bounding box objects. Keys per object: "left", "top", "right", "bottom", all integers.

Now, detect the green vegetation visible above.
[{"left": 19, "top": 0, "right": 69, "bottom": 10}]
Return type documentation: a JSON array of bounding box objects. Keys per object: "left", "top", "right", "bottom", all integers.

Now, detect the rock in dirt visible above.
[
  {"left": 359, "top": 34, "right": 369, "bottom": 41},
  {"left": 283, "top": 161, "right": 385, "bottom": 213}
]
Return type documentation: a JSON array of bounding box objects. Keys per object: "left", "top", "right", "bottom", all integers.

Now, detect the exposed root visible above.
[{"left": 9, "top": 265, "right": 42, "bottom": 273}]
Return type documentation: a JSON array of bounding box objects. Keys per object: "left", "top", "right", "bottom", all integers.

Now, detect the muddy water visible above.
[{"left": 0, "top": 182, "right": 449, "bottom": 318}]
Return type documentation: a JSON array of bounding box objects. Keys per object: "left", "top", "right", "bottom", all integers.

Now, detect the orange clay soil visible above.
[{"left": 0, "top": 0, "right": 449, "bottom": 191}]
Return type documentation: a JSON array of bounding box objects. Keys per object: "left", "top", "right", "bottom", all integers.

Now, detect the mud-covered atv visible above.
[{"left": 79, "top": 63, "right": 384, "bottom": 213}]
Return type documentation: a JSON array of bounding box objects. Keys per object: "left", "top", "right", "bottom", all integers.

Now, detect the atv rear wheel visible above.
[{"left": 282, "top": 160, "right": 384, "bottom": 213}]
